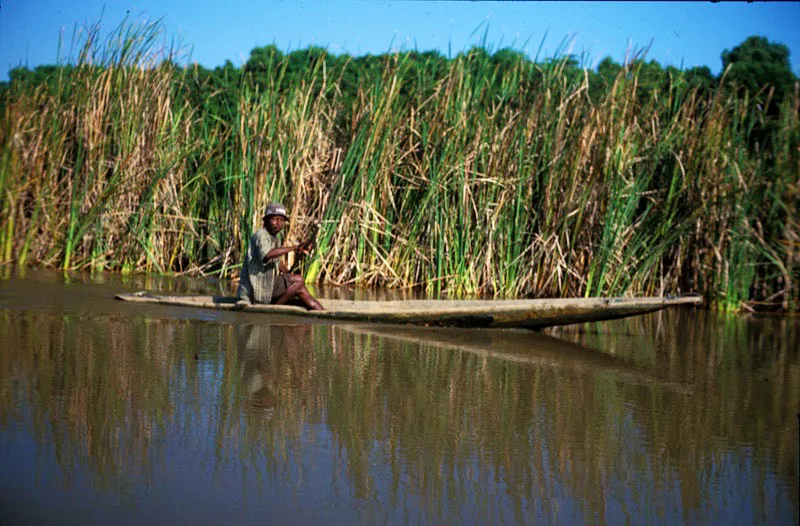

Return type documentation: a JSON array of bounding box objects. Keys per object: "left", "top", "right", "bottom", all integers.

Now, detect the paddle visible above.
[{"left": 290, "top": 219, "right": 320, "bottom": 274}]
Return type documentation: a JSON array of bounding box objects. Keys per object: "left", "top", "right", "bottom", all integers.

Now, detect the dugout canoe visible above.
[{"left": 115, "top": 292, "right": 702, "bottom": 329}]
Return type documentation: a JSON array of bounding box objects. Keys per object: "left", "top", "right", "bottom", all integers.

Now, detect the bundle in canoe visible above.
[{"left": 115, "top": 292, "right": 702, "bottom": 329}]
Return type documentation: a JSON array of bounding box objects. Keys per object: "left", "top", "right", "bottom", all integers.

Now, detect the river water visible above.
[{"left": 0, "top": 269, "right": 797, "bottom": 525}]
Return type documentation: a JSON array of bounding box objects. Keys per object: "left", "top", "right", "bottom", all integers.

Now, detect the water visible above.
[{"left": 0, "top": 269, "right": 797, "bottom": 525}]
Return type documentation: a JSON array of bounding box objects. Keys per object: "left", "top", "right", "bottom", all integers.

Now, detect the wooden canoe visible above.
[{"left": 115, "top": 292, "right": 702, "bottom": 329}]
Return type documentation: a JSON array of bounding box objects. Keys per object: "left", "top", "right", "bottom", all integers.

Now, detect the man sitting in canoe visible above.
[{"left": 236, "top": 203, "right": 324, "bottom": 311}]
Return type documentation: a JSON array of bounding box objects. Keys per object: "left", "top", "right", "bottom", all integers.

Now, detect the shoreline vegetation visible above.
[{"left": 0, "top": 19, "right": 797, "bottom": 311}]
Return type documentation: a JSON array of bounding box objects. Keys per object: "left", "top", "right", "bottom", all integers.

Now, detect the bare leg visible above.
[{"left": 273, "top": 275, "right": 324, "bottom": 311}]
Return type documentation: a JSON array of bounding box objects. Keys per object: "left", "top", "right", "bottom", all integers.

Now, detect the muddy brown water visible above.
[{"left": 0, "top": 269, "right": 797, "bottom": 525}]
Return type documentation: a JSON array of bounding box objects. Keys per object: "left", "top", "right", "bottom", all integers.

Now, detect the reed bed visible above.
[{"left": 1, "top": 20, "right": 797, "bottom": 310}]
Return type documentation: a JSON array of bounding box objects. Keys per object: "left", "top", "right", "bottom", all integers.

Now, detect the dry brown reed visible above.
[{"left": 1, "top": 21, "right": 797, "bottom": 310}]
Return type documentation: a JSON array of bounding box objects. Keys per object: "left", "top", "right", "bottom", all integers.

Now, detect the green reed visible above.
[{"left": 1, "top": 19, "right": 797, "bottom": 310}]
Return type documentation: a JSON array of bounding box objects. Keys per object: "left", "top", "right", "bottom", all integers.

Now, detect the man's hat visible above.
[{"left": 263, "top": 202, "right": 289, "bottom": 220}]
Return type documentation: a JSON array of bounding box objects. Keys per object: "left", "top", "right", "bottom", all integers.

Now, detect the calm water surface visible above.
[{"left": 0, "top": 270, "right": 797, "bottom": 525}]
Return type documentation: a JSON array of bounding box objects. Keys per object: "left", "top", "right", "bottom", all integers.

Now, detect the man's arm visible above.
[{"left": 263, "top": 244, "right": 310, "bottom": 265}]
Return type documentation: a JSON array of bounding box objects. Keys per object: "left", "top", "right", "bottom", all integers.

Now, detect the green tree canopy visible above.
[{"left": 722, "top": 36, "right": 795, "bottom": 105}]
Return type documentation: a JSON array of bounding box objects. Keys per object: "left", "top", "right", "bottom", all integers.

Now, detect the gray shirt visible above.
[{"left": 237, "top": 228, "right": 280, "bottom": 303}]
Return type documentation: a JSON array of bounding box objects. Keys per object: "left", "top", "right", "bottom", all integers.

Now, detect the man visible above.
[{"left": 237, "top": 203, "right": 324, "bottom": 311}]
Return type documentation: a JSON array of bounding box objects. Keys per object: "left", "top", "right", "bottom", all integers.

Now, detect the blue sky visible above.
[{"left": 1, "top": 1, "right": 799, "bottom": 82}]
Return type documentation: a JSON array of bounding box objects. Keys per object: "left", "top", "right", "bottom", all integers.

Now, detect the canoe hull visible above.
[{"left": 115, "top": 292, "right": 702, "bottom": 329}]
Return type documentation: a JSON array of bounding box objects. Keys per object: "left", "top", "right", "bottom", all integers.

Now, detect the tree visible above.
[
  {"left": 722, "top": 36, "right": 795, "bottom": 106},
  {"left": 590, "top": 57, "right": 623, "bottom": 101},
  {"left": 684, "top": 66, "right": 715, "bottom": 92},
  {"left": 244, "top": 44, "right": 284, "bottom": 76}
]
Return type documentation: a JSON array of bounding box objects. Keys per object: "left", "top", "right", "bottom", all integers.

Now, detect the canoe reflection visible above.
[{"left": 339, "top": 324, "right": 692, "bottom": 392}]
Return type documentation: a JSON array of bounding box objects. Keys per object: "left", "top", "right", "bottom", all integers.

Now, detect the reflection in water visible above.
[{"left": 0, "top": 278, "right": 797, "bottom": 524}]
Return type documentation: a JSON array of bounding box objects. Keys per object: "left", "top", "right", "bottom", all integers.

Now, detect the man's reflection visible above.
[{"left": 236, "top": 323, "right": 315, "bottom": 414}]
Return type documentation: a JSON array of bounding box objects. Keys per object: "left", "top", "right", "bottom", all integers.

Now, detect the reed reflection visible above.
[
  {"left": 0, "top": 307, "right": 796, "bottom": 524},
  {"left": 0, "top": 311, "right": 190, "bottom": 493},
  {"left": 550, "top": 308, "right": 799, "bottom": 520}
]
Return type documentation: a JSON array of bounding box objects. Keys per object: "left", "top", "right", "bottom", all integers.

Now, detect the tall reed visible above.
[{"left": 1, "top": 19, "right": 797, "bottom": 310}]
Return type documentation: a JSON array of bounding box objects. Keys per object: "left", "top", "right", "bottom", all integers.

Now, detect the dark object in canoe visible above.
[{"left": 115, "top": 292, "right": 702, "bottom": 330}]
